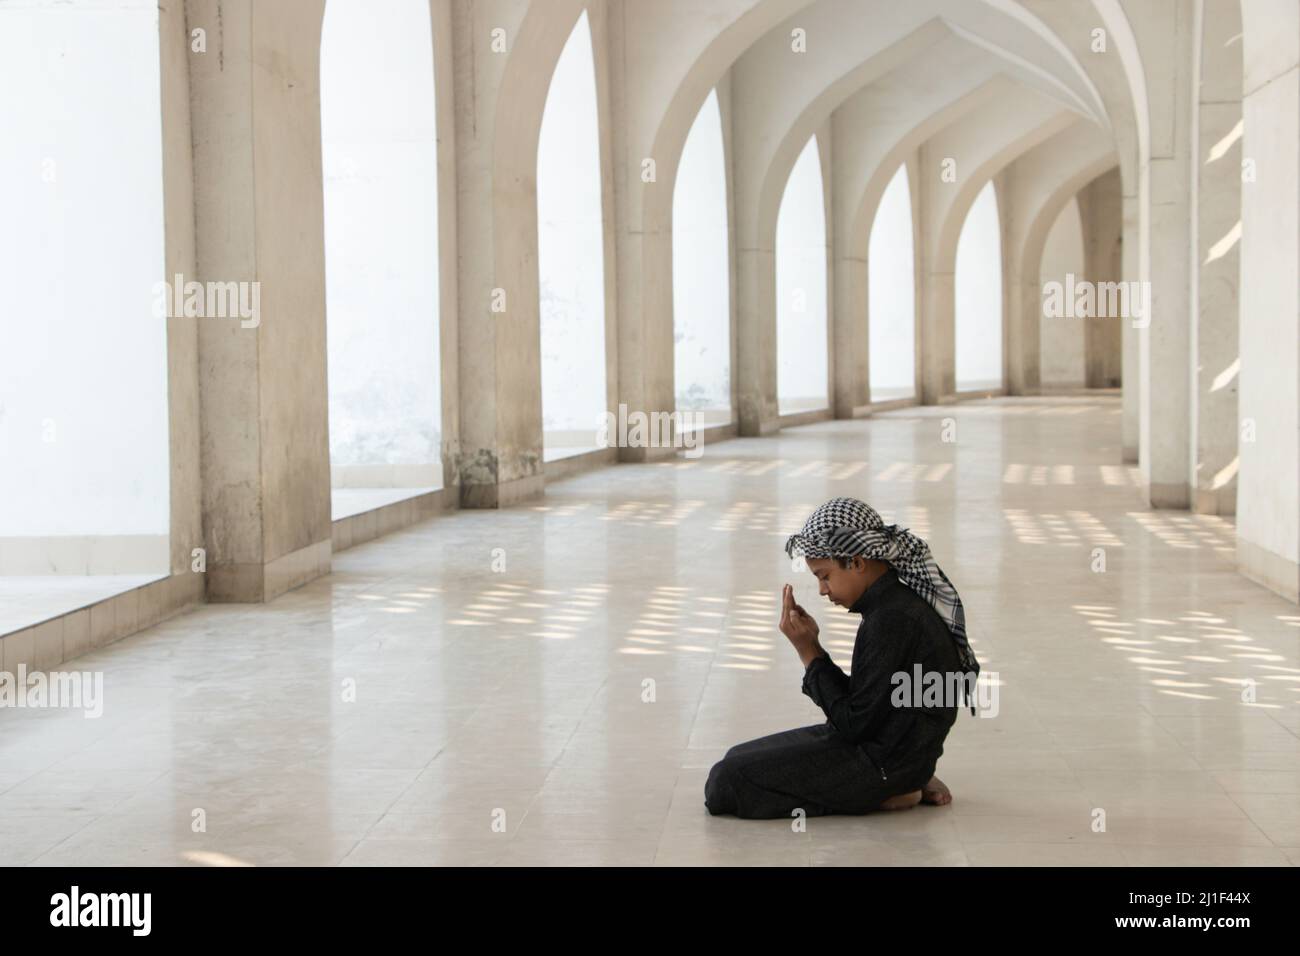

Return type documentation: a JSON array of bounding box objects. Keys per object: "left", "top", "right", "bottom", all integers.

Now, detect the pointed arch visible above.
[
  {"left": 672, "top": 88, "right": 731, "bottom": 423},
  {"left": 776, "top": 135, "right": 829, "bottom": 415},
  {"left": 868, "top": 163, "right": 916, "bottom": 402},
  {"left": 537, "top": 10, "right": 608, "bottom": 460}
]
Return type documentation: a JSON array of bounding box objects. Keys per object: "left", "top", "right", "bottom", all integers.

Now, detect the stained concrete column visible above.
[
  {"left": 448, "top": 0, "right": 583, "bottom": 505},
  {"left": 1077, "top": 168, "right": 1123, "bottom": 388},
  {"left": 1238, "top": 1, "right": 1300, "bottom": 601},
  {"left": 187, "top": 0, "right": 332, "bottom": 602},
  {"left": 1190, "top": 0, "right": 1242, "bottom": 516}
]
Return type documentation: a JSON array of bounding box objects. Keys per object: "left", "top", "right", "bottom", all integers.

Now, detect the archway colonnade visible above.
[
  {"left": 7, "top": 0, "right": 1296, "bottom": 653},
  {"left": 161, "top": 0, "right": 1300, "bottom": 607}
]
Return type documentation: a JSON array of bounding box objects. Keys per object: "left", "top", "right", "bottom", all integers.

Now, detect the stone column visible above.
[
  {"left": 1132, "top": 0, "right": 1196, "bottom": 507},
  {"left": 448, "top": 0, "right": 583, "bottom": 505},
  {"left": 1120, "top": 192, "right": 1141, "bottom": 462},
  {"left": 606, "top": 0, "right": 681, "bottom": 460},
  {"left": 188, "top": 0, "right": 332, "bottom": 601},
  {"left": 1077, "top": 168, "right": 1123, "bottom": 388},
  {"left": 831, "top": 111, "right": 870, "bottom": 418}
]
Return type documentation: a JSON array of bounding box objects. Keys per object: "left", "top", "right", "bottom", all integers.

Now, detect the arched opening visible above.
[
  {"left": 537, "top": 10, "right": 608, "bottom": 461},
  {"left": 0, "top": 0, "right": 170, "bottom": 620},
  {"left": 776, "top": 136, "right": 829, "bottom": 415},
  {"left": 321, "top": 0, "right": 442, "bottom": 519},
  {"left": 954, "top": 180, "right": 1003, "bottom": 392},
  {"left": 868, "top": 163, "right": 916, "bottom": 402},
  {"left": 673, "top": 88, "right": 731, "bottom": 427}
]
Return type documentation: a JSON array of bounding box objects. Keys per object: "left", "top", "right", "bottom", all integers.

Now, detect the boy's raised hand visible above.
[{"left": 779, "top": 583, "right": 820, "bottom": 644}]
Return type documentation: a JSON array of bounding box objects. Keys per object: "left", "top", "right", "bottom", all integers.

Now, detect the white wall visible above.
[
  {"left": 0, "top": 0, "right": 169, "bottom": 573},
  {"left": 1238, "top": 2, "right": 1300, "bottom": 598},
  {"left": 1038, "top": 197, "right": 1087, "bottom": 387},
  {"left": 776, "top": 135, "right": 830, "bottom": 414},
  {"left": 955, "top": 180, "right": 1004, "bottom": 392},
  {"left": 538, "top": 10, "right": 608, "bottom": 450},
  {"left": 321, "top": 0, "right": 441, "bottom": 484},
  {"left": 868, "top": 163, "right": 916, "bottom": 402},
  {"left": 673, "top": 89, "right": 731, "bottom": 418}
]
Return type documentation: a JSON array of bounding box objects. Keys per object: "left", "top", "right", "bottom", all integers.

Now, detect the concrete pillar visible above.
[
  {"left": 1037, "top": 198, "right": 1087, "bottom": 388},
  {"left": 998, "top": 165, "right": 1039, "bottom": 396},
  {"left": 733, "top": 237, "right": 780, "bottom": 435},
  {"left": 817, "top": 119, "right": 836, "bottom": 418},
  {"left": 831, "top": 114, "right": 869, "bottom": 418},
  {"left": 1132, "top": 0, "right": 1196, "bottom": 508},
  {"left": 718, "top": 75, "right": 743, "bottom": 421},
  {"left": 160, "top": 1, "right": 202, "bottom": 579},
  {"left": 1238, "top": 1, "right": 1300, "bottom": 601},
  {"left": 187, "top": 0, "right": 332, "bottom": 601},
  {"left": 607, "top": 0, "right": 677, "bottom": 460},
  {"left": 915, "top": 138, "right": 956, "bottom": 405},
  {"left": 1120, "top": 192, "right": 1141, "bottom": 462},
  {"left": 907, "top": 151, "right": 925, "bottom": 403},
  {"left": 448, "top": 0, "right": 583, "bottom": 506},
  {"left": 1190, "top": 0, "right": 1242, "bottom": 516},
  {"left": 1077, "top": 168, "right": 1123, "bottom": 388}
]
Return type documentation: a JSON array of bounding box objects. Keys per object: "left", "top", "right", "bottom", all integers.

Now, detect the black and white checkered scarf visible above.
[{"left": 784, "top": 497, "right": 980, "bottom": 713}]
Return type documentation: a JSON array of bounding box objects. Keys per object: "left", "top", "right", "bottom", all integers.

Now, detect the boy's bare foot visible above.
[
  {"left": 878, "top": 789, "right": 923, "bottom": 810},
  {"left": 921, "top": 775, "right": 952, "bottom": 806}
]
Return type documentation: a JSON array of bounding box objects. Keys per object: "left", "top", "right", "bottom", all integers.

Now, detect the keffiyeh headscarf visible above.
[{"left": 784, "top": 497, "right": 980, "bottom": 713}]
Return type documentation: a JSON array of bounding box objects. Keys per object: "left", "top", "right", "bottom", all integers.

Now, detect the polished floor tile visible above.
[{"left": 1, "top": 396, "right": 1297, "bottom": 866}]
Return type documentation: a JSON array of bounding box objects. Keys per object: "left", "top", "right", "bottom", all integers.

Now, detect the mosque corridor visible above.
[{"left": 1, "top": 396, "right": 1296, "bottom": 867}]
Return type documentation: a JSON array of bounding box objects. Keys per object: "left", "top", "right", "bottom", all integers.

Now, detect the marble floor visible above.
[{"left": 2, "top": 395, "right": 1297, "bottom": 867}]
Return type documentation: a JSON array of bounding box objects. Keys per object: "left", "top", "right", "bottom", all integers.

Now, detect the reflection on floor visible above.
[{"left": 1, "top": 396, "right": 1297, "bottom": 866}]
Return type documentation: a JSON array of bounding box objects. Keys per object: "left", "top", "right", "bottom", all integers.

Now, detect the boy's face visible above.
[{"left": 806, "top": 556, "right": 873, "bottom": 609}]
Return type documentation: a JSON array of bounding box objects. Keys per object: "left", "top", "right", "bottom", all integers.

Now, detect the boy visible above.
[{"left": 704, "top": 497, "right": 980, "bottom": 819}]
